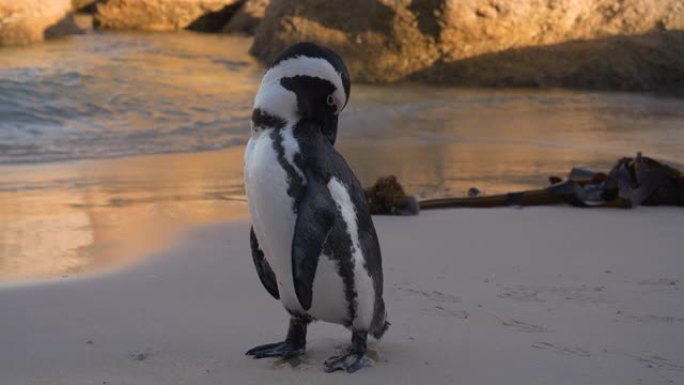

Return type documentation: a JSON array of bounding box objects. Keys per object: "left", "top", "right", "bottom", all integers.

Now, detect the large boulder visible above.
[
  {"left": 94, "top": 0, "right": 241, "bottom": 32},
  {"left": 251, "top": 0, "right": 440, "bottom": 83},
  {"left": 417, "top": 30, "right": 684, "bottom": 93},
  {"left": 0, "top": 0, "right": 79, "bottom": 46},
  {"left": 251, "top": 0, "right": 684, "bottom": 92},
  {"left": 72, "top": 0, "right": 98, "bottom": 13},
  {"left": 222, "top": 0, "right": 268, "bottom": 34}
]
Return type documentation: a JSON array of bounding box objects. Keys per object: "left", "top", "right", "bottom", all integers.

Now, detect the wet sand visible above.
[
  {"left": 0, "top": 148, "right": 248, "bottom": 281},
  {"left": 1, "top": 207, "right": 682, "bottom": 384},
  {"left": 3, "top": 137, "right": 683, "bottom": 282}
]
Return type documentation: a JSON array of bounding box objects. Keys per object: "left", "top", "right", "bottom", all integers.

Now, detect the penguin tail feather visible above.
[
  {"left": 370, "top": 300, "right": 389, "bottom": 340},
  {"left": 371, "top": 320, "right": 390, "bottom": 340}
]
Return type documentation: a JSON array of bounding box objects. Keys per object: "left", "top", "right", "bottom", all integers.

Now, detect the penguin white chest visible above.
[
  {"left": 244, "top": 129, "right": 348, "bottom": 323},
  {"left": 244, "top": 129, "right": 298, "bottom": 297}
]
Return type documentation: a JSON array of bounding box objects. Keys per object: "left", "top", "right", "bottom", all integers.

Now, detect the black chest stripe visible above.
[
  {"left": 252, "top": 108, "right": 286, "bottom": 129},
  {"left": 269, "top": 129, "right": 305, "bottom": 211}
]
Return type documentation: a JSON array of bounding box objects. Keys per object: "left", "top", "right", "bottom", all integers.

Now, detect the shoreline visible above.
[
  {"left": 2, "top": 140, "right": 683, "bottom": 283},
  {"left": 0, "top": 148, "right": 249, "bottom": 283},
  {"left": 1, "top": 207, "right": 682, "bottom": 384}
]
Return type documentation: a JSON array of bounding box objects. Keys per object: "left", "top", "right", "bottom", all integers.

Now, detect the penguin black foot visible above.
[
  {"left": 324, "top": 330, "right": 367, "bottom": 373},
  {"left": 246, "top": 316, "right": 308, "bottom": 359},
  {"left": 324, "top": 351, "right": 365, "bottom": 373},
  {"left": 246, "top": 341, "right": 304, "bottom": 359}
]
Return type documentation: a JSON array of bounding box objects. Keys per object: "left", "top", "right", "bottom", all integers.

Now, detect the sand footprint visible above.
[
  {"left": 531, "top": 342, "right": 591, "bottom": 357},
  {"left": 499, "top": 319, "right": 547, "bottom": 333},
  {"left": 404, "top": 287, "right": 461, "bottom": 303},
  {"left": 425, "top": 305, "right": 469, "bottom": 319},
  {"left": 631, "top": 354, "right": 684, "bottom": 371}
]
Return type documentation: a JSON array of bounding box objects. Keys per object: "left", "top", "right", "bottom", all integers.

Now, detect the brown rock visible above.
[
  {"left": 364, "top": 175, "right": 419, "bottom": 215},
  {"left": 0, "top": 0, "right": 79, "bottom": 46},
  {"left": 94, "top": 0, "right": 241, "bottom": 32},
  {"left": 72, "top": 0, "right": 98, "bottom": 13},
  {"left": 251, "top": 0, "right": 440, "bottom": 83},
  {"left": 434, "top": 0, "right": 683, "bottom": 62},
  {"left": 416, "top": 30, "right": 684, "bottom": 93},
  {"left": 73, "top": 13, "right": 95, "bottom": 30},
  {"left": 251, "top": 0, "right": 684, "bottom": 92},
  {"left": 222, "top": 0, "right": 268, "bottom": 35}
]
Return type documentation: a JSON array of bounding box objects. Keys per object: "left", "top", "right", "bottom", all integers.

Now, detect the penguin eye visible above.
[{"left": 327, "top": 94, "right": 339, "bottom": 114}]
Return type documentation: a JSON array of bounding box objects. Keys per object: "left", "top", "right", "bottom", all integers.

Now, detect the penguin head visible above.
[{"left": 253, "top": 42, "right": 351, "bottom": 145}]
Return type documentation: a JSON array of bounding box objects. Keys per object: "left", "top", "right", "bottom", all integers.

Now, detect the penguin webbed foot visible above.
[
  {"left": 245, "top": 341, "right": 304, "bottom": 359},
  {"left": 324, "top": 351, "right": 366, "bottom": 373},
  {"left": 324, "top": 330, "right": 368, "bottom": 373},
  {"left": 246, "top": 316, "right": 308, "bottom": 359}
]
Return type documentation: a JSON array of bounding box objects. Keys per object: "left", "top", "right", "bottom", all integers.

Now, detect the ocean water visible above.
[
  {"left": 0, "top": 32, "right": 259, "bottom": 165},
  {"left": 2, "top": 32, "right": 683, "bottom": 189},
  {"left": 1, "top": 32, "right": 683, "bottom": 281}
]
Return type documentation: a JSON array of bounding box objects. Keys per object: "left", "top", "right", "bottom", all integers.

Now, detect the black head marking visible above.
[
  {"left": 251, "top": 108, "right": 287, "bottom": 130},
  {"left": 271, "top": 42, "right": 351, "bottom": 109},
  {"left": 280, "top": 75, "right": 339, "bottom": 144},
  {"left": 257, "top": 42, "right": 352, "bottom": 145},
  {"left": 280, "top": 76, "right": 336, "bottom": 119}
]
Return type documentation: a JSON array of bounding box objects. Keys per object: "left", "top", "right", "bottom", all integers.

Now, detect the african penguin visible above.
[{"left": 243, "top": 42, "right": 389, "bottom": 373}]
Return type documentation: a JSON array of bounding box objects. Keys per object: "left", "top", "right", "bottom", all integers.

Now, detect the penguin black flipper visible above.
[
  {"left": 250, "top": 226, "right": 280, "bottom": 300},
  {"left": 291, "top": 174, "right": 336, "bottom": 311}
]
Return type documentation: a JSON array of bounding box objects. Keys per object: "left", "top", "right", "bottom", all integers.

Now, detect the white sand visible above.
[{"left": 1, "top": 207, "right": 683, "bottom": 385}]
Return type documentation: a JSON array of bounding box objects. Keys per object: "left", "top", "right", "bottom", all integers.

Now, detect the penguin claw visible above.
[
  {"left": 323, "top": 352, "right": 366, "bottom": 373},
  {"left": 245, "top": 341, "right": 304, "bottom": 359}
]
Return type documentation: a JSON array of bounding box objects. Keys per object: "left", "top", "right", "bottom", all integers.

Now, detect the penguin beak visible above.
[{"left": 324, "top": 114, "right": 338, "bottom": 146}]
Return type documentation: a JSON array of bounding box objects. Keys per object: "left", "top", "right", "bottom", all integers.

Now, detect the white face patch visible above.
[
  {"left": 253, "top": 56, "right": 347, "bottom": 123},
  {"left": 253, "top": 80, "right": 298, "bottom": 124}
]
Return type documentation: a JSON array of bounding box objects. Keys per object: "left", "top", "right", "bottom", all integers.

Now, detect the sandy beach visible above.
[
  {"left": 1, "top": 207, "right": 682, "bottom": 385},
  {"left": 2, "top": 4, "right": 684, "bottom": 385}
]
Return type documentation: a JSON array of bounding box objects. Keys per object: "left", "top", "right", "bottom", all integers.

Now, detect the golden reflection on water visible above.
[
  {"left": 0, "top": 148, "right": 247, "bottom": 281},
  {"left": 2, "top": 34, "right": 684, "bottom": 282},
  {"left": 3, "top": 87, "right": 684, "bottom": 281},
  {"left": 342, "top": 86, "right": 684, "bottom": 197}
]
